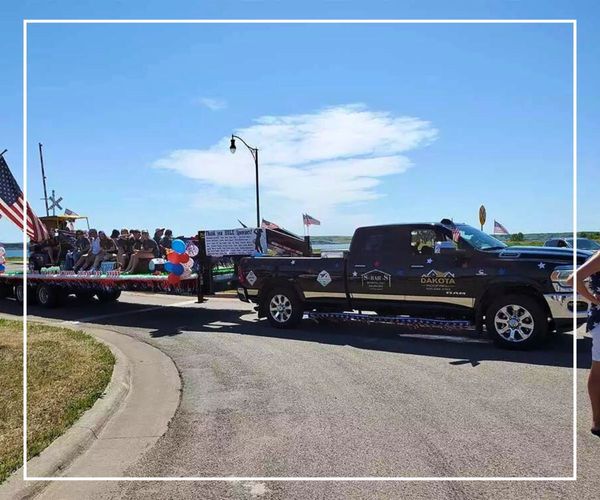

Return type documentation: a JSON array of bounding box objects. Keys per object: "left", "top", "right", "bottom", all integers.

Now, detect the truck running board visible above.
[{"left": 306, "top": 311, "right": 473, "bottom": 331}]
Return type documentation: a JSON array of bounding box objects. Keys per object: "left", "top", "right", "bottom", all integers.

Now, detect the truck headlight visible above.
[{"left": 550, "top": 267, "right": 573, "bottom": 292}]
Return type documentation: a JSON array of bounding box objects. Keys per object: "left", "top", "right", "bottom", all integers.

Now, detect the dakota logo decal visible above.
[
  {"left": 420, "top": 270, "right": 456, "bottom": 285},
  {"left": 420, "top": 270, "right": 456, "bottom": 292},
  {"left": 317, "top": 270, "right": 332, "bottom": 287},
  {"left": 361, "top": 269, "right": 392, "bottom": 291}
]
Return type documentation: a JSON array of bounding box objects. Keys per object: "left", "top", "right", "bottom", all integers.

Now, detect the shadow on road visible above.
[{"left": 2, "top": 295, "right": 589, "bottom": 369}]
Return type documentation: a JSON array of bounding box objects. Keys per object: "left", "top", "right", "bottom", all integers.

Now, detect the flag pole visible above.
[{"left": 38, "top": 143, "right": 50, "bottom": 216}]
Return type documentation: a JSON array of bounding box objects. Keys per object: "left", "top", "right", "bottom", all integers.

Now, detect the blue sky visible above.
[{"left": 1, "top": 1, "right": 598, "bottom": 242}]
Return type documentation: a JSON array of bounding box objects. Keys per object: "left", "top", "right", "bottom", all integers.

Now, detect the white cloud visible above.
[
  {"left": 153, "top": 104, "right": 437, "bottom": 231},
  {"left": 195, "top": 97, "right": 227, "bottom": 111}
]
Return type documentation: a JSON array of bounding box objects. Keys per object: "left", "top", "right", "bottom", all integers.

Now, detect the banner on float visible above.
[{"left": 204, "top": 228, "right": 268, "bottom": 257}]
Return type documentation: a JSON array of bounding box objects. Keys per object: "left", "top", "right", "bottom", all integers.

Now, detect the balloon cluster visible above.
[
  {"left": 164, "top": 239, "right": 198, "bottom": 286},
  {"left": 0, "top": 247, "right": 5, "bottom": 273}
]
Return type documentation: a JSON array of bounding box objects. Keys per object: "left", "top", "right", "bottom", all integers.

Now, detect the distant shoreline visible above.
[{"left": 1, "top": 230, "right": 597, "bottom": 248}]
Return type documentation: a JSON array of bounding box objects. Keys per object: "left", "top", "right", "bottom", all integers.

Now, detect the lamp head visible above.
[{"left": 229, "top": 137, "right": 236, "bottom": 154}]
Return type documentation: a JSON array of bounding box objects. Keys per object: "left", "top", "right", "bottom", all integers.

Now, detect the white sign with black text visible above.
[{"left": 204, "top": 228, "right": 268, "bottom": 257}]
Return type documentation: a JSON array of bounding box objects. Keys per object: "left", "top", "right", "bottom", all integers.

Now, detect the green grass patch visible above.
[{"left": 0, "top": 319, "right": 114, "bottom": 483}]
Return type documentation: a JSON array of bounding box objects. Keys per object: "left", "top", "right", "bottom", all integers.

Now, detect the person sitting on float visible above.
[
  {"left": 89, "top": 230, "right": 117, "bottom": 270},
  {"left": 116, "top": 228, "right": 131, "bottom": 270},
  {"left": 65, "top": 230, "right": 90, "bottom": 270},
  {"left": 40, "top": 231, "right": 61, "bottom": 266},
  {"left": 123, "top": 229, "right": 159, "bottom": 274},
  {"left": 73, "top": 228, "right": 101, "bottom": 272},
  {"left": 159, "top": 229, "right": 173, "bottom": 255}
]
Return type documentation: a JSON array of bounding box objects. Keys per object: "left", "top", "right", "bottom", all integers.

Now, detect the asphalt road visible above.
[{"left": 3, "top": 292, "right": 599, "bottom": 499}]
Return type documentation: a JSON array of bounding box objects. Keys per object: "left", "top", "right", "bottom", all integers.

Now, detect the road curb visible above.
[{"left": 0, "top": 325, "right": 131, "bottom": 499}]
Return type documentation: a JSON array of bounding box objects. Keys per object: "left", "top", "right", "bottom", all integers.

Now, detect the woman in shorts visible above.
[{"left": 568, "top": 250, "right": 600, "bottom": 437}]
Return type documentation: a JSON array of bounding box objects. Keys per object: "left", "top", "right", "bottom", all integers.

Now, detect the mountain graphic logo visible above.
[
  {"left": 421, "top": 269, "right": 456, "bottom": 286},
  {"left": 423, "top": 270, "right": 455, "bottom": 278}
]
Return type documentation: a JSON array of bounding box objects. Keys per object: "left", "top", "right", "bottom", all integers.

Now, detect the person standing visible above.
[{"left": 568, "top": 251, "right": 600, "bottom": 437}]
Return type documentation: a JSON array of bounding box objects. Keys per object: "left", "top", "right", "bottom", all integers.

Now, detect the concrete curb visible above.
[{"left": 0, "top": 327, "right": 131, "bottom": 499}]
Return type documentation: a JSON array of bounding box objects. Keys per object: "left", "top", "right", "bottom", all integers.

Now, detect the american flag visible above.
[
  {"left": 0, "top": 154, "right": 49, "bottom": 241},
  {"left": 493, "top": 220, "right": 510, "bottom": 235},
  {"left": 302, "top": 213, "right": 321, "bottom": 226},
  {"left": 452, "top": 227, "right": 461, "bottom": 242},
  {"left": 261, "top": 219, "right": 280, "bottom": 230}
]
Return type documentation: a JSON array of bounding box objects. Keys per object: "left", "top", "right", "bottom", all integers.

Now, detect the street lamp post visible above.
[{"left": 229, "top": 134, "right": 260, "bottom": 227}]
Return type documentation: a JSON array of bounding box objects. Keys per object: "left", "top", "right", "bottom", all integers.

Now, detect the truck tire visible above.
[
  {"left": 97, "top": 290, "right": 121, "bottom": 303},
  {"left": 265, "top": 287, "right": 303, "bottom": 329},
  {"left": 485, "top": 294, "right": 547, "bottom": 349},
  {"left": 36, "top": 284, "right": 60, "bottom": 308},
  {"left": 14, "top": 284, "right": 36, "bottom": 305}
]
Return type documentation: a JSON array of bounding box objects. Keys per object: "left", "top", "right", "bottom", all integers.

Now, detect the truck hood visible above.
[{"left": 495, "top": 245, "right": 592, "bottom": 264}]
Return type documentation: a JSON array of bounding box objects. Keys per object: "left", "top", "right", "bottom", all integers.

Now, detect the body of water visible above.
[
  {"left": 2, "top": 248, "right": 24, "bottom": 258},
  {"left": 313, "top": 243, "right": 350, "bottom": 252}
]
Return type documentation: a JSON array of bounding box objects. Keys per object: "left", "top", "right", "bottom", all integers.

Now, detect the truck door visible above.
[
  {"left": 346, "top": 226, "right": 410, "bottom": 307},
  {"left": 403, "top": 226, "right": 475, "bottom": 309}
]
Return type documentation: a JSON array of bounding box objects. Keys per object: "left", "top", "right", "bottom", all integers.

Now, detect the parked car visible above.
[
  {"left": 238, "top": 219, "right": 590, "bottom": 349},
  {"left": 544, "top": 237, "right": 600, "bottom": 251}
]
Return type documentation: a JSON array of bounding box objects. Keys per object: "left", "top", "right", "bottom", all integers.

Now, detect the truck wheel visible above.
[
  {"left": 265, "top": 287, "right": 303, "bottom": 329},
  {"left": 36, "top": 285, "right": 60, "bottom": 308},
  {"left": 485, "top": 294, "right": 547, "bottom": 349},
  {"left": 97, "top": 290, "right": 121, "bottom": 303},
  {"left": 14, "top": 284, "right": 24, "bottom": 304}
]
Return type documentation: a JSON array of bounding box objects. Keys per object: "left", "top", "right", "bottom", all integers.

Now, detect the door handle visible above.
[{"left": 410, "top": 265, "right": 424, "bottom": 268}]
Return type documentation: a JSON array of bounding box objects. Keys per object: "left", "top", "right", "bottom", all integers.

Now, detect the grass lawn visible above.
[{"left": 0, "top": 319, "right": 114, "bottom": 483}]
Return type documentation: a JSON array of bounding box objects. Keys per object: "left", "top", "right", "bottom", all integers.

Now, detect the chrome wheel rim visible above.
[
  {"left": 38, "top": 287, "right": 48, "bottom": 304},
  {"left": 15, "top": 285, "right": 23, "bottom": 302},
  {"left": 494, "top": 304, "right": 535, "bottom": 342},
  {"left": 269, "top": 294, "right": 292, "bottom": 323}
]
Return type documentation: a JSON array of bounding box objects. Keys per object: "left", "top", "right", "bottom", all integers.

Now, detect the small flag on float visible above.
[
  {"left": 64, "top": 208, "right": 78, "bottom": 216},
  {"left": 493, "top": 220, "right": 510, "bottom": 235},
  {"left": 302, "top": 213, "right": 320, "bottom": 226},
  {"left": 261, "top": 219, "right": 280, "bottom": 230}
]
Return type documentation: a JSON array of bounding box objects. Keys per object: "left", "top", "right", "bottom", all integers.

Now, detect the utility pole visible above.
[{"left": 39, "top": 143, "right": 50, "bottom": 216}]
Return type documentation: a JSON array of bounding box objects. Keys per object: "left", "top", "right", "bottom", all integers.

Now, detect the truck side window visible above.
[
  {"left": 351, "top": 227, "right": 409, "bottom": 261},
  {"left": 411, "top": 229, "right": 453, "bottom": 256},
  {"left": 411, "top": 229, "right": 436, "bottom": 255}
]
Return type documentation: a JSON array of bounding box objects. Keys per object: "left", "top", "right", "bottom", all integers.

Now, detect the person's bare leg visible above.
[
  {"left": 117, "top": 249, "right": 125, "bottom": 269},
  {"left": 590, "top": 361, "right": 600, "bottom": 432},
  {"left": 93, "top": 254, "right": 103, "bottom": 270},
  {"left": 124, "top": 254, "right": 138, "bottom": 273},
  {"left": 73, "top": 254, "right": 87, "bottom": 272},
  {"left": 81, "top": 254, "right": 95, "bottom": 271}
]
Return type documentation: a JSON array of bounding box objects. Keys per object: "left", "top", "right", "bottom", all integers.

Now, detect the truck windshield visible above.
[{"left": 456, "top": 225, "right": 507, "bottom": 251}]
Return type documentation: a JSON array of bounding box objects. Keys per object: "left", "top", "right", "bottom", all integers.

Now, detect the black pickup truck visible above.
[{"left": 237, "top": 220, "right": 590, "bottom": 348}]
